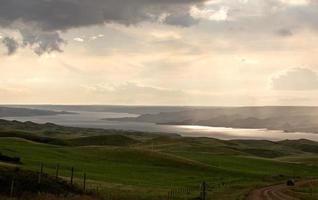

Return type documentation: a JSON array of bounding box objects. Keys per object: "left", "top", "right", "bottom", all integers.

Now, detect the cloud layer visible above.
[
  {"left": 0, "top": 0, "right": 208, "bottom": 55},
  {"left": 1, "top": 0, "right": 318, "bottom": 55},
  {"left": 272, "top": 68, "right": 318, "bottom": 90},
  {"left": 0, "top": 0, "right": 209, "bottom": 30}
]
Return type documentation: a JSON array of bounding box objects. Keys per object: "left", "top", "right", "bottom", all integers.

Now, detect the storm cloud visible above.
[
  {"left": 0, "top": 0, "right": 209, "bottom": 55},
  {"left": 2, "top": 37, "right": 19, "bottom": 55},
  {"left": 0, "top": 0, "right": 206, "bottom": 30},
  {"left": 20, "top": 29, "right": 65, "bottom": 55},
  {"left": 1, "top": 0, "right": 318, "bottom": 55}
]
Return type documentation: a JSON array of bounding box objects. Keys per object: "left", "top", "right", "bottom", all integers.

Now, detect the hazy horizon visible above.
[{"left": 4, "top": 104, "right": 318, "bottom": 107}]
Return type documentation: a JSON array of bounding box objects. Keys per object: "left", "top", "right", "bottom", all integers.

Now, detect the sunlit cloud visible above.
[
  {"left": 190, "top": 6, "right": 229, "bottom": 21},
  {"left": 90, "top": 34, "right": 104, "bottom": 41},
  {"left": 279, "top": 0, "right": 310, "bottom": 6},
  {"left": 73, "top": 37, "right": 85, "bottom": 42},
  {"left": 150, "top": 30, "right": 182, "bottom": 40}
]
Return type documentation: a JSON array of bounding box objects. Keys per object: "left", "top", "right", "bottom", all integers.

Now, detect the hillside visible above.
[
  {"left": 1, "top": 119, "right": 318, "bottom": 199},
  {"left": 0, "top": 107, "right": 72, "bottom": 117},
  {"left": 0, "top": 166, "right": 100, "bottom": 200},
  {"left": 0, "top": 119, "right": 177, "bottom": 139}
]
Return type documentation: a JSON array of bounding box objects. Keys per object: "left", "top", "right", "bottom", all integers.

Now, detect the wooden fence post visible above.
[
  {"left": 38, "top": 163, "right": 43, "bottom": 184},
  {"left": 55, "top": 164, "right": 60, "bottom": 179},
  {"left": 83, "top": 172, "right": 86, "bottom": 192},
  {"left": 186, "top": 187, "right": 190, "bottom": 199},
  {"left": 201, "top": 181, "right": 207, "bottom": 200},
  {"left": 10, "top": 177, "right": 15, "bottom": 197},
  {"left": 70, "top": 167, "right": 74, "bottom": 185}
]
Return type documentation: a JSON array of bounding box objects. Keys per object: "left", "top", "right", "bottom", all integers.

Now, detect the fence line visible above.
[{"left": 4, "top": 161, "right": 225, "bottom": 200}]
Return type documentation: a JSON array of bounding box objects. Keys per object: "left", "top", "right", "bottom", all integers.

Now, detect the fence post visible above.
[
  {"left": 38, "top": 163, "right": 43, "bottom": 184},
  {"left": 70, "top": 167, "right": 74, "bottom": 185},
  {"left": 55, "top": 164, "right": 60, "bottom": 179},
  {"left": 201, "top": 181, "right": 207, "bottom": 200},
  {"left": 310, "top": 182, "right": 313, "bottom": 196},
  {"left": 10, "top": 177, "right": 15, "bottom": 197},
  {"left": 83, "top": 172, "right": 86, "bottom": 192},
  {"left": 186, "top": 187, "right": 190, "bottom": 199}
]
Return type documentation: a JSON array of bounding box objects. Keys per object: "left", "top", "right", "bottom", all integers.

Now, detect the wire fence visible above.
[{"left": 2, "top": 162, "right": 224, "bottom": 200}]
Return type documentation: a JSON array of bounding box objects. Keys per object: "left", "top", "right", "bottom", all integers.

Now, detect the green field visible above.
[{"left": 1, "top": 120, "right": 318, "bottom": 199}]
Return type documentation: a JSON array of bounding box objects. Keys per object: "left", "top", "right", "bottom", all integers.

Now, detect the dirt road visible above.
[{"left": 246, "top": 179, "right": 318, "bottom": 200}]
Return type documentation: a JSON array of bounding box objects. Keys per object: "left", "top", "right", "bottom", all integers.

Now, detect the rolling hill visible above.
[{"left": 1, "top": 119, "right": 318, "bottom": 199}]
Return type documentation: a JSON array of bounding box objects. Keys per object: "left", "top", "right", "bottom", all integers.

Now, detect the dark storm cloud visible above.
[
  {"left": 0, "top": 0, "right": 207, "bottom": 30},
  {"left": 2, "top": 0, "right": 318, "bottom": 55},
  {"left": 2, "top": 37, "right": 19, "bottom": 55},
  {"left": 20, "top": 29, "right": 65, "bottom": 55},
  {"left": 164, "top": 13, "right": 199, "bottom": 27},
  {"left": 0, "top": 0, "right": 207, "bottom": 55}
]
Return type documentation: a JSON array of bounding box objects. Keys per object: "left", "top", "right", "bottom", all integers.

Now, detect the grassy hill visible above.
[
  {"left": 1, "top": 120, "right": 318, "bottom": 199},
  {"left": 0, "top": 119, "right": 176, "bottom": 139},
  {"left": 68, "top": 135, "right": 139, "bottom": 146}
]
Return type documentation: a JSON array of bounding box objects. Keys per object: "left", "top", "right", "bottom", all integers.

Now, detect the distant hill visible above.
[
  {"left": 7, "top": 105, "right": 202, "bottom": 114},
  {"left": 0, "top": 119, "right": 179, "bottom": 141},
  {"left": 0, "top": 107, "right": 72, "bottom": 117},
  {"left": 106, "top": 106, "right": 318, "bottom": 133},
  {"left": 3, "top": 119, "right": 318, "bottom": 158}
]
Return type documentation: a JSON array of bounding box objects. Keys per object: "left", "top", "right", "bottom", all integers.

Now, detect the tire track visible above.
[{"left": 246, "top": 179, "right": 318, "bottom": 200}]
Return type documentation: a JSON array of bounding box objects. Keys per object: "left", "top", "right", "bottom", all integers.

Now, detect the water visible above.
[{"left": 2, "top": 110, "right": 318, "bottom": 141}]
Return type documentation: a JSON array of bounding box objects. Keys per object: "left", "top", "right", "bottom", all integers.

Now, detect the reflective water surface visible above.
[{"left": 3, "top": 111, "right": 318, "bottom": 141}]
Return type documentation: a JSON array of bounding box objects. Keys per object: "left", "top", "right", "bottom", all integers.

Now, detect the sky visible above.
[{"left": 0, "top": 0, "right": 318, "bottom": 106}]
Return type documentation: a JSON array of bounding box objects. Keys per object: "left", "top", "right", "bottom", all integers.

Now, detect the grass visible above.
[
  {"left": 1, "top": 120, "right": 318, "bottom": 199},
  {"left": 67, "top": 135, "right": 139, "bottom": 146},
  {"left": 1, "top": 136, "right": 318, "bottom": 200},
  {"left": 0, "top": 138, "right": 233, "bottom": 187},
  {"left": 287, "top": 181, "right": 318, "bottom": 200},
  {"left": 170, "top": 152, "right": 318, "bottom": 177},
  {"left": 0, "top": 166, "right": 84, "bottom": 198}
]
